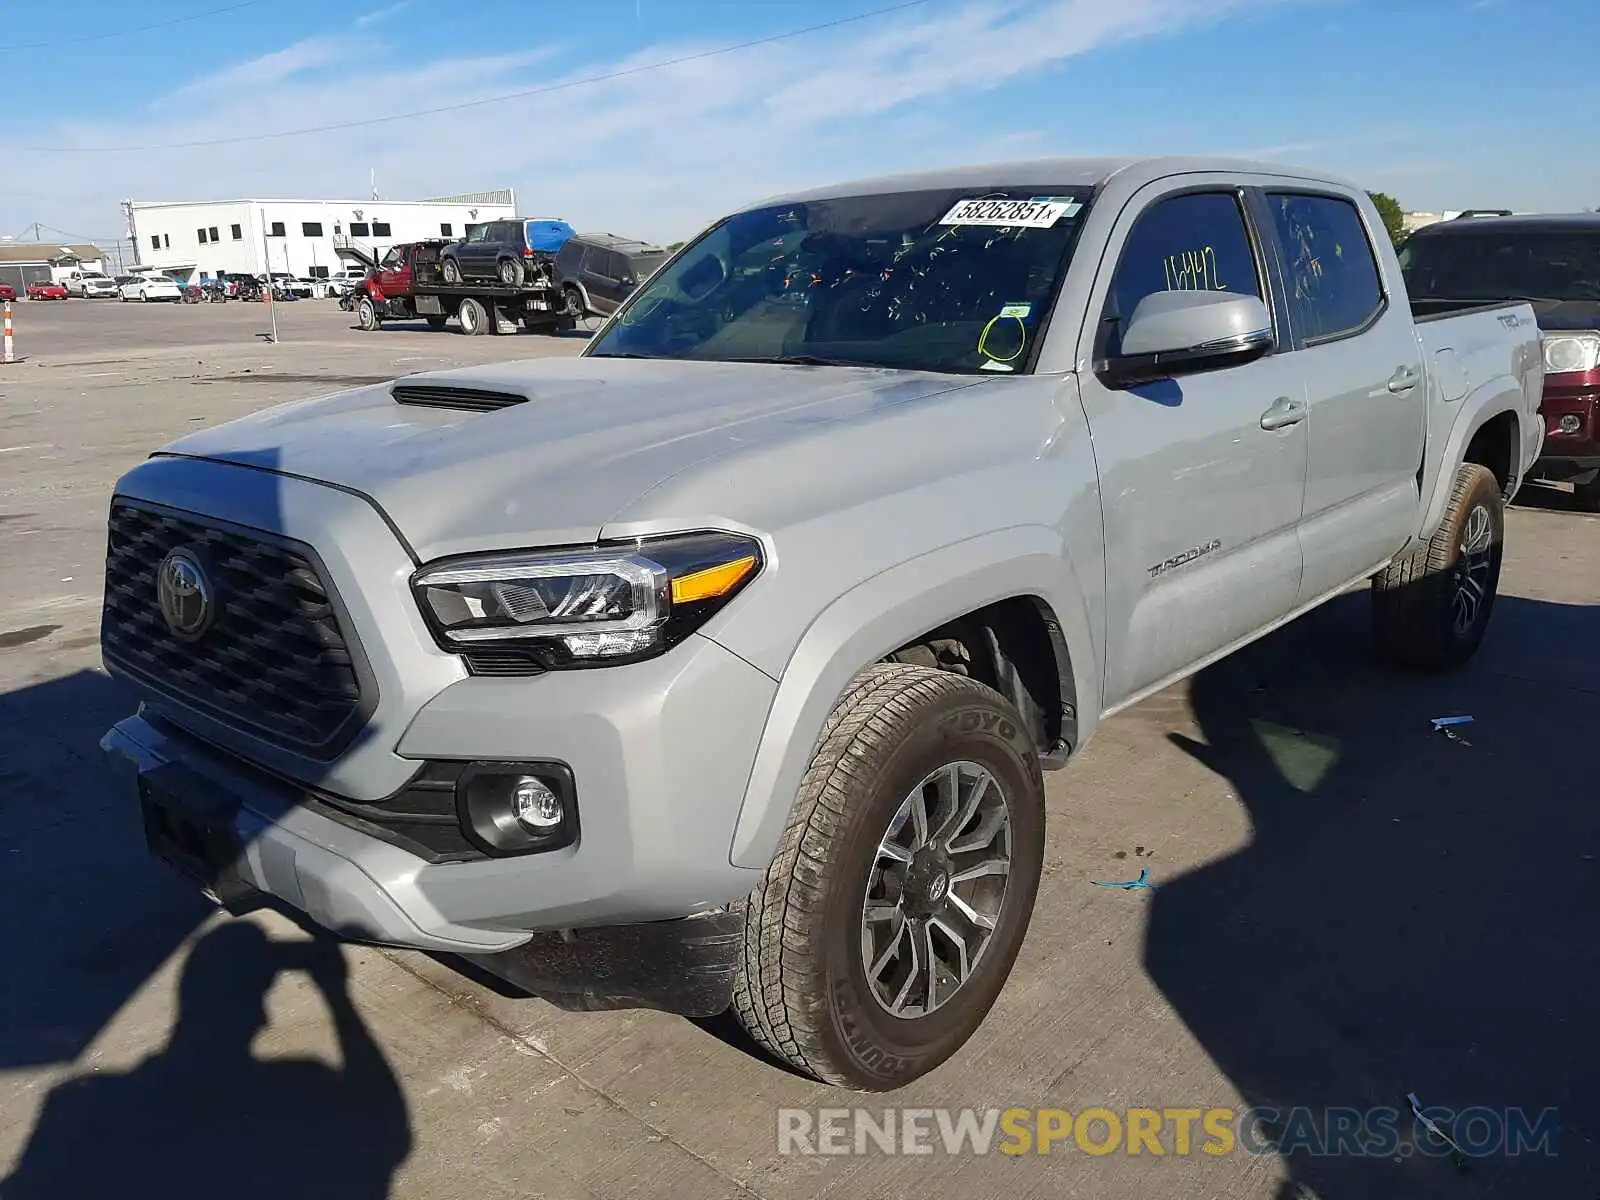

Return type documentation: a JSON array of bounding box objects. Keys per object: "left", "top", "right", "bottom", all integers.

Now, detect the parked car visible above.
[
  {"left": 64, "top": 271, "right": 117, "bottom": 298},
  {"left": 26, "top": 281, "right": 68, "bottom": 300},
  {"left": 217, "top": 272, "right": 258, "bottom": 299},
  {"left": 327, "top": 267, "right": 369, "bottom": 296},
  {"left": 263, "top": 273, "right": 313, "bottom": 299},
  {"left": 1398, "top": 212, "right": 1600, "bottom": 508},
  {"left": 439, "top": 218, "right": 575, "bottom": 287},
  {"left": 99, "top": 156, "right": 1543, "bottom": 1093},
  {"left": 0, "top": 284, "right": 14, "bottom": 302},
  {"left": 118, "top": 275, "right": 182, "bottom": 302},
  {"left": 554, "top": 233, "right": 670, "bottom": 317}
]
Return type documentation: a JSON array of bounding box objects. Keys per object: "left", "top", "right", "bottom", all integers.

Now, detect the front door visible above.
[
  {"left": 373, "top": 246, "right": 407, "bottom": 298},
  {"left": 1260, "top": 190, "right": 1427, "bottom": 603},
  {"left": 1075, "top": 183, "right": 1309, "bottom": 708}
]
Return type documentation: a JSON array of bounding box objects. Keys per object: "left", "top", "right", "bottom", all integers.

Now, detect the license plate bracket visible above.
[{"left": 138, "top": 766, "right": 257, "bottom": 909}]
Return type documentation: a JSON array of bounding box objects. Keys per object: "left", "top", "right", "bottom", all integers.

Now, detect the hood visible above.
[
  {"left": 1526, "top": 299, "right": 1600, "bottom": 333},
  {"left": 158, "top": 356, "right": 983, "bottom": 559}
]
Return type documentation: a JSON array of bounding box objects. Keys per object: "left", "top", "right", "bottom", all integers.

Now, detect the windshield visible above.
[
  {"left": 1399, "top": 230, "right": 1600, "bottom": 303},
  {"left": 587, "top": 185, "right": 1094, "bottom": 374}
]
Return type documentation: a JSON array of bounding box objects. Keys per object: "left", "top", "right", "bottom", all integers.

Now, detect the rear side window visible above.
[
  {"left": 1266, "top": 193, "right": 1384, "bottom": 343},
  {"left": 1107, "top": 191, "right": 1263, "bottom": 352}
]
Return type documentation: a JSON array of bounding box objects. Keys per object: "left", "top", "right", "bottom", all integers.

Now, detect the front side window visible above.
[
  {"left": 379, "top": 247, "right": 403, "bottom": 269},
  {"left": 1105, "top": 191, "right": 1263, "bottom": 355},
  {"left": 465, "top": 224, "right": 489, "bottom": 244},
  {"left": 1267, "top": 193, "right": 1383, "bottom": 342},
  {"left": 588, "top": 186, "right": 1095, "bottom": 374}
]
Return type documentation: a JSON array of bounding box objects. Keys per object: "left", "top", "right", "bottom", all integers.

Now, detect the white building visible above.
[{"left": 124, "top": 189, "right": 517, "bottom": 282}]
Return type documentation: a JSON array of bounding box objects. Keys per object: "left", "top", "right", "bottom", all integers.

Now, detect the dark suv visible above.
[
  {"left": 1399, "top": 213, "right": 1600, "bottom": 508},
  {"left": 439, "top": 218, "right": 575, "bottom": 288},
  {"left": 554, "top": 234, "right": 670, "bottom": 317}
]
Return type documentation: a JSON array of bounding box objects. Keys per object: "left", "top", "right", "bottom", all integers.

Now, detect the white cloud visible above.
[
  {"left": 356, "top": 2, "right": 412, "bottom": 28},
  {"left": 1, "top": 0, "right": 1278, "bottom": 244}
]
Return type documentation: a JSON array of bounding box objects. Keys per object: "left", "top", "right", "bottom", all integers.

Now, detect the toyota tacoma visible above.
[{"left": 101, "top": 157, "right": 1543, "bottom": 1091}]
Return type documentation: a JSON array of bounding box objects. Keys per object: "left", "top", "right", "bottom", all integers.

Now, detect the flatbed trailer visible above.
[{"left": 352, "top": 239, "right": 574, "bottom": 336}]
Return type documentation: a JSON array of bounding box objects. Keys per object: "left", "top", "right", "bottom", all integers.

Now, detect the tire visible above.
[
  {"left": 497, "top": 258, "right": 523, "bottom": 287},
  {"left": 561, "top": 284, "right": 585, "bottom": 318},
  {"left": 441, "top": 256, "right": 462, "bottom": 285},
  {"left": 139, "top": 291, "right": 148, "bottom": 302},
  {"left": 356, "top": 296, "right": 379, "bottom": 331},
  {"left": 457, "top": 296, "right": 488, "bottom": 336},
  {"left": 425, "top": 314, "right": 448, "bottom": 330},
  {"left": 732, "top": 662, "right": 1045, "bottom": 1091},
  {"left": 1372, "top": 462, "right": 1504, "bottom": 670}
]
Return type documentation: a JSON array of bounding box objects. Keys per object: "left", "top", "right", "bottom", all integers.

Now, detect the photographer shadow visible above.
[
  {"left": 2, "top": 921, "right": 411, "bottom": 1200},
  {"left": 1145, "top": 591, "right": 1600, "bottom": 1198}
]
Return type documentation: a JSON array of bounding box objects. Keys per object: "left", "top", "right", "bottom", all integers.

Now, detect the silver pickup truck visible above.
[{"left": 100, "top": 156, "right": 1543, "bottom": 1091}]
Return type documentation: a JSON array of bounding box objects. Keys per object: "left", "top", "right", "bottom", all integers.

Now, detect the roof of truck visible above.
[
  {"left": 1407, "top": 213, "right": 1600, "bottom": 236},
  {"left": 742, "top": 156, "right": 1352, "bottom": 210}
]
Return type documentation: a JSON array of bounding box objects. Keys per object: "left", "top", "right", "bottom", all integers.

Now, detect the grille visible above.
[
  {"left": 391, "top": 383, "right": 526, "bottom": 412},
  {"left": 102, "top": 502, "right": 370, "bottom": 756}
]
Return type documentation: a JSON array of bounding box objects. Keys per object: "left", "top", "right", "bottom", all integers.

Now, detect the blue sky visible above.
[{"left": 0, "top": 0, "right": 1593, "bottom": 248}]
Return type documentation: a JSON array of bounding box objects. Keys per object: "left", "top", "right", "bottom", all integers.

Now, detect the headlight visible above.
[
  {"left": 1542, "top": 332, "right": 1600, "bottom": 375},
  {"left": 411, "top": 530, "right": 763, "bottom": 666}
]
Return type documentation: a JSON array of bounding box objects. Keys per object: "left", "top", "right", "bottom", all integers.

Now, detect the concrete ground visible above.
[{"left": 2, "top": 301, "right": 1596, "bottom": 1199}]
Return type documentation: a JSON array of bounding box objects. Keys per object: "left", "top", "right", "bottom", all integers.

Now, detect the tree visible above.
[{"left": 1367, "top": 191, "right": 1406, "bottom": 246}]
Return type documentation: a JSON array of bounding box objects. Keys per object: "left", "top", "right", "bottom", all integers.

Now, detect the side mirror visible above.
[{"left": 1100, "top": 290, "right": 1274, "bottom": 387}]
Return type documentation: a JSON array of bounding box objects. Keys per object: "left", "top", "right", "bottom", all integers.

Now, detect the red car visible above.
[
  {"left": 0, "top": 284, "right": 14, "bottom": 302},
  {"left": 26, "top": 281, "right": 67, "bottom": 301}
]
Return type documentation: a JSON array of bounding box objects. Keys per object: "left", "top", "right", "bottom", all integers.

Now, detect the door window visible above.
[
  {"left": 1105, "top": 192, "right": 1264, "bottom": 355},
  {"left": 1265, "top": 193, "right": 1384, "bottom": 343}
]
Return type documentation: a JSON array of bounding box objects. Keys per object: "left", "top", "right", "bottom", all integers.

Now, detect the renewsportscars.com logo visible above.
[{"left": 776, "top": 1105, "right": 1560, "bottom": 1159}]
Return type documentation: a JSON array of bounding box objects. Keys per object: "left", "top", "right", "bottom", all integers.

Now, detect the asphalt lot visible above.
[{"left": 2, "top": 300, "right": 1597, "bottom": 1199}]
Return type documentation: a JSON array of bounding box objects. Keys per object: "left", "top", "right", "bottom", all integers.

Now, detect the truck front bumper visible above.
[
  {"left": 102, "top": 628, "right": 778, "bottom": 958},
  {"left": 1534, "top": 383, "right": 1600, "bottom": 481}
]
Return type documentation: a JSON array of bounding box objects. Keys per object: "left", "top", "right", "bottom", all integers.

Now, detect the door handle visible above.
[
  {"left": 1259, "top": 396, "right": 1307, "bottom": 431},
  {"left": 1387, "top": 365, "right": 1421, "bottom": 393}
]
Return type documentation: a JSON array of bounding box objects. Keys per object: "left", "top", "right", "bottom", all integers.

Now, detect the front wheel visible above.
[
  {"left": 561, "top": 284, "right": 584, "bottom": 318},
  {"left": 732, "top": 663, "right": 1045, "bottom": 1091},
  {"left": 356, "top": 296, "right": 379, "bottom": 331},
  {"left": 441, "top": 256, "right": 462, "bottom": 285},
  {"left": 1372, "top": 462, "right": 1504, "bottom": 669}
]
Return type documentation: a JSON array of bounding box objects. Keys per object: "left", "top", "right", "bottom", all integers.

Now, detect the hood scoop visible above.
[{"left": 391, "top": 382, "right": 527, "bottom": 412}]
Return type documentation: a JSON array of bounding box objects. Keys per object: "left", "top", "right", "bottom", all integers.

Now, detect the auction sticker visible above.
[{"left": 939, "top": 198, "right": 1081, "bottom": 228}]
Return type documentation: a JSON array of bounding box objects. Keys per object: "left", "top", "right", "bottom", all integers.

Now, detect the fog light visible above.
[
  {"left": 1559, "top": 414, "right": 1582, "bottom": 434},
  {"left": 512, "top": 776, "right": 563, "bottom": 830}
]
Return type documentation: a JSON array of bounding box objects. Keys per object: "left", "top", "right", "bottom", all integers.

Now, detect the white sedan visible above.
[{"left": 119, "top": 276, "right": 183, "bottom": 302}]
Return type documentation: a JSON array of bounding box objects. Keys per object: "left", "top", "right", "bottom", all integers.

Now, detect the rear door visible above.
[
  {"left": 1075, "top": 181, "right": 1309, "bottom": 707},
  {"left": 1259, "top": 190, "right": 1426, "bottom": 604},
  {"left": 584, "top": 248, "right": 623, "bottom": 312}
]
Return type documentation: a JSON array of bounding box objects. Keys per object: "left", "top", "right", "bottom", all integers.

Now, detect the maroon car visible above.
[
  {"left": 26, "top": 281, "right": 68, "bottom": 301},
  {"left": 1400, "top": 214, "right": 1600, "bottom": 508},
  {"left": 0, "top": 283, "right": 14, "bottom": 302}
]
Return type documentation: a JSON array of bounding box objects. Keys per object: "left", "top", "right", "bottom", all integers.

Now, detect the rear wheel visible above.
[
  {"left": 497, "top": 258, "right": 523, "bottom": 287},
  {"left": 441, "top": 256, "right": 462, "bottom": 285},
  {"left": 732, "top": 663, "right": 1045, "bottom": 1090},
  {"left": 356, "top": 296, "right": 379, "bottom": 331},
  {"left": 457, "top": 296, "right": 489, "bottom": 336},
  {"left": 1372, "top": 462, "right": 1504, "bottom": 669}
]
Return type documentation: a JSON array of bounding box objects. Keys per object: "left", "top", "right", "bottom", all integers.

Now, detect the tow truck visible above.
[{"left": 346, "top": 238, "right": 572, "bottom": 336}]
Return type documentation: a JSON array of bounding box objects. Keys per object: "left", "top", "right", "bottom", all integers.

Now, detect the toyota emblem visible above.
[{"left": 156, "top": 548, "right": 214, "bottom": 640}]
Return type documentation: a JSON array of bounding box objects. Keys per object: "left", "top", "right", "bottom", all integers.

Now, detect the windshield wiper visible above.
[{"left": 717, "top": 354, "right": 866, "bottom": 368}]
